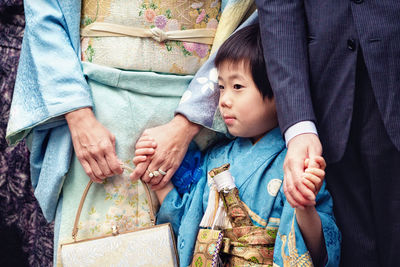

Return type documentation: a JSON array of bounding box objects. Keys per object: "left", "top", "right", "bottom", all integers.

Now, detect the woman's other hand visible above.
[
  {"left": 130, "top": 114, "right": 201, "bottom": 190},
  {"left": 65, "top": 107, "right": 123, "bottom": 183}
]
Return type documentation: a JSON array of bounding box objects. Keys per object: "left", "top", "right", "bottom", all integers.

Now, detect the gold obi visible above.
[{"left": 80, "top": 0, "right": 221, "bottom": 75}]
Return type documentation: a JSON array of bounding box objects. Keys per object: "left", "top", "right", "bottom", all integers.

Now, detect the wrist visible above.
[
  {"left": 154, "top": 181, "right": 174, "bottom": 204},
  {"left": 65, "top": 107, "right": 94, "bottom": 124},
  {"left": 295, "top": 205, "right": 316, "bottom": 216},
  {"left": 172, "top": 114, "right": 201, "bottom": 140}
]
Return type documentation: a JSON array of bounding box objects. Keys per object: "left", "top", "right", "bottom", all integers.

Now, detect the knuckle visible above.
[
  {"left": 171, "top": 162, "right": 180, "bottom": 170},
  {"left": 76, "top": 151, "right": 84, "bottom": 160},
  {"left": 99, "top": 143, "right": 110, "bottom": 152},
  {"left": 293, "top": 179, "right": 302, "bottom": 187},
  {"left": 286, "top": 185, "right": 294, "bottom": 193},
  {"left": 88, "top": 147, "right": 100, "bottom": 156}
]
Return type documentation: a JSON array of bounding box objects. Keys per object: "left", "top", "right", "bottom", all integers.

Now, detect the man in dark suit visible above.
[{"left": 255, "top": 1, "right": 400, "bottom": 266}]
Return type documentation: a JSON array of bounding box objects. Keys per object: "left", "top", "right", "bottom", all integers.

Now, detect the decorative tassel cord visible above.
[
  {"left": 213, "top": 171, "right": 236, "bottom": 192},
  {"left": 200, "top": 171, "right": 236, "bottom": 228}
]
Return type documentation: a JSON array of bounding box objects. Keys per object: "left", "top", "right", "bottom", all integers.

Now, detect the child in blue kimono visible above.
[{"left": 132, "top": 24, "right": 340, "bottom": 267}]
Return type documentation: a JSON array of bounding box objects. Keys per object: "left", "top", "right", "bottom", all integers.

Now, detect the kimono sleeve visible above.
[
  {"left": 6, "top": 0, "right": 92, "bottom": 144},
  {"left": 156, "top": 149, "right": 207, "bottom": 236},
  {"left": 273, "top": 182, "right": 341, "bottom": 267},
  {"left": 156, "top": 150, "right": 209, "bottom": 267}
]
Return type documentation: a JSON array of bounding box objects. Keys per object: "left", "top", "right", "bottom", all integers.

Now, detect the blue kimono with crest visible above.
[{"left": 157, "top": 128, "right": 341, "bottom": 267}]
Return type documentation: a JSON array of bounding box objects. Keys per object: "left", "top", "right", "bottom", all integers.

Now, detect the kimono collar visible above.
[
  {"left": 237, "top": 127, "right": 285, "bottom": 157},
  {"left": 228, "top": 127, "right": 286, "bottom": 190}
]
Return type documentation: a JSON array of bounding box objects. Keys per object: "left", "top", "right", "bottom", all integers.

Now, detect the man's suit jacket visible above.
[{"left": 256, "top": 0, "right": 400, "bottom": 163}]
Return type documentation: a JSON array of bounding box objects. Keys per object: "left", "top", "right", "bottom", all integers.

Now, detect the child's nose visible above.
[{"left": 220, "top": 92, "right": 232, "bottom": 108}]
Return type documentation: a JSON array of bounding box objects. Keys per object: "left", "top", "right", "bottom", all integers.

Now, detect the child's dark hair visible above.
[{"left": 214, "top": 23, "right": 273, "bottom": 99}]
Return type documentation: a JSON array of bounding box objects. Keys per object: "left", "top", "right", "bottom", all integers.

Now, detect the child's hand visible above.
[
  {"left": 301, "top": 156, "right": 326, "bottom": 199},
  {"left": 130, "top": 135, "right": 157, "bottom": 180}
]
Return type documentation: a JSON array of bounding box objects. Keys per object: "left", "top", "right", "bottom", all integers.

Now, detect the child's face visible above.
[{"left": 218, "top": 61, "right": 278, "bottom": 141}]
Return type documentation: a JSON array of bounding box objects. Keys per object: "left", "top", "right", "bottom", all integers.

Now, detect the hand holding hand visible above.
[
  {"left": 65, "top": 107, "right": 123, "bottom": 183},
  {"left": 302, "top": 156, "right": 326, "bottom": 197},
  {"left": 130, "top": 114, "right": 201, "bottom": 190},
  {"left": 283, "top": 133, "right": 322, "bottom": 208}
]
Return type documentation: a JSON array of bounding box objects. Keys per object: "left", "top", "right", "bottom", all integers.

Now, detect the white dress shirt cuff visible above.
[{"left": 284, "top": 121, "right": 318, "bottom": 146}]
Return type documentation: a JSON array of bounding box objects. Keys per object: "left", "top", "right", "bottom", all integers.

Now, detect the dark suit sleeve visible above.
[{"left": 255, "top": 0, "right": 316, "bottom": 133}]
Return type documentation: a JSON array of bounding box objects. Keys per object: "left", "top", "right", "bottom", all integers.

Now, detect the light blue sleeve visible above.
[
  {"left": 175, "top": 12, "right": 259, "bottom": 132},
  {"left": 6, "top": 0, "right": 93, "bottom": 222},
  {"left": 157, "top": 175, "right": 208, "bottom": 267},
  {"left": 6, "top": 0, "right": 92, "bottom": 145},
  {"left": 273, "top": 182, "right": 341, "bottom": 267}
]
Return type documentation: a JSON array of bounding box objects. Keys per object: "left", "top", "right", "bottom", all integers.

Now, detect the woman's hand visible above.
[
  {"left": 130, "top": 114, "right": 201, "bottom": 190},
  {"left": 65, "top": 107, "right": 123, "bottom": 183}
]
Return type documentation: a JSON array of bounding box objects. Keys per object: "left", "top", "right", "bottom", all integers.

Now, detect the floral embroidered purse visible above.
[{"left": 60, "top": 180, "right": 178, "bottom": 267}]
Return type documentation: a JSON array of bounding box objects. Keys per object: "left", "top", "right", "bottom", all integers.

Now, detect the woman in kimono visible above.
[
  {"left": 6, "top": 0, "right": 257, "bottom": 265},
  {"left": 134, "top": 24, "right": 341, "bottom": 266}
]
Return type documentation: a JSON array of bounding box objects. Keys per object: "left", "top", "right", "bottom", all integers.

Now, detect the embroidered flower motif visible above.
[
  {"left": 165, "top": 19, "right": 179, "bottom": 31},
  {"left": 180, "top": 90, "right": 193, "bottom": 104},
  {"left": 207, "top": 18, "right": 218, "bottom": 29},
  {"left": 154, "top": 15, "right": 168, "bottom": 29},
  {"left": 197, "top": 67, "right": 218, "bottom": 94},
  {"left": 210, "top": 0, "right": 219, "bottom": 8},
  {"left": 183, "top": 42, "right": 196, "bottom": 52},
  {"left": 191, "top": 2, "right": 204, "bottom": 9},
  {"left": 144, "top": 9, "right": 156, "bottom": 22},
  {"left": 194, "top": 43, "right": 209, "bottom": 58},
  {"left": 189, "top": 10, "right": 199, "bottom": 18},
  {"left": 267, "top": 179, "right": 282, "bottom": 197},
  {"left": 196, "top": 9, "right": 206, "bottom": 24}
]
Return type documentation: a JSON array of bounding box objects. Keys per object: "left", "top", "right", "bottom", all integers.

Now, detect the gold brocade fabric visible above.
[
  {"left": 224, "top": 225, "right": 276, "bottom": 266},
  {"left": 221, "top": 188, "right": 253, "bottom": 227},
  {"left": 191, "top": 170, "right": 277, "bottom": 267},
  {"left": 80, "top": 0, "right": 221, "bottom": 74},
  {"left": 221, "top": 189, "right": 276, "bottom": 266}
]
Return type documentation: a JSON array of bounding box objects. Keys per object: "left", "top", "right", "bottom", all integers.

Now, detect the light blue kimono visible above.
[{"left": 158, "top": 128, "right": 341, "bottom": 267}]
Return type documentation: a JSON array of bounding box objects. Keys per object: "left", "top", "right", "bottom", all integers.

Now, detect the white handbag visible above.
[{"left": 60, "top": 180, "right": 178, "bottom": 267}]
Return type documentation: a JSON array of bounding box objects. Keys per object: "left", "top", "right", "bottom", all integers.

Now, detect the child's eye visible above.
[
  {"left": 233, "top": 84, "right": 243, "bottom": 90},
  {"left": 219, "top": 85, "right": 225, "bottom": 90}
]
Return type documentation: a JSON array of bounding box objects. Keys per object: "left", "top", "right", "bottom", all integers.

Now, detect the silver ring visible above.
[
  {"left": 158, "top": 169, "right": 167, "bottom": 176},
  {"left": 153, "top": 171, "right": 160, "bottom": 177},
  {"left": 148, "top": 171, "right": 154, "bottom": 178}
]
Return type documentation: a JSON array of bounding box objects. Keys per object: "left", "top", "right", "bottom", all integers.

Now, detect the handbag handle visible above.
[{"left": 71, "top": 179, "right": 156, "bottom": 242}]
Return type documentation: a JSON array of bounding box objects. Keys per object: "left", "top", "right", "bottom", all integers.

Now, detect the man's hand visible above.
[
  {"left": 130, "top": 114, "right": 201, "bottom": 190},
  {"left": 65, "top": 108, "right": 123, "bottom": 183},
  {"left": 283, "top": 133, "right": 322, "bottom": 208}
]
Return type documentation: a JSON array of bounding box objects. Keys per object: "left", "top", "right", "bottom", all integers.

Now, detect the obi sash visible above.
[{"left": 80, "top": 0, "right": 222, "bottom": 75}]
